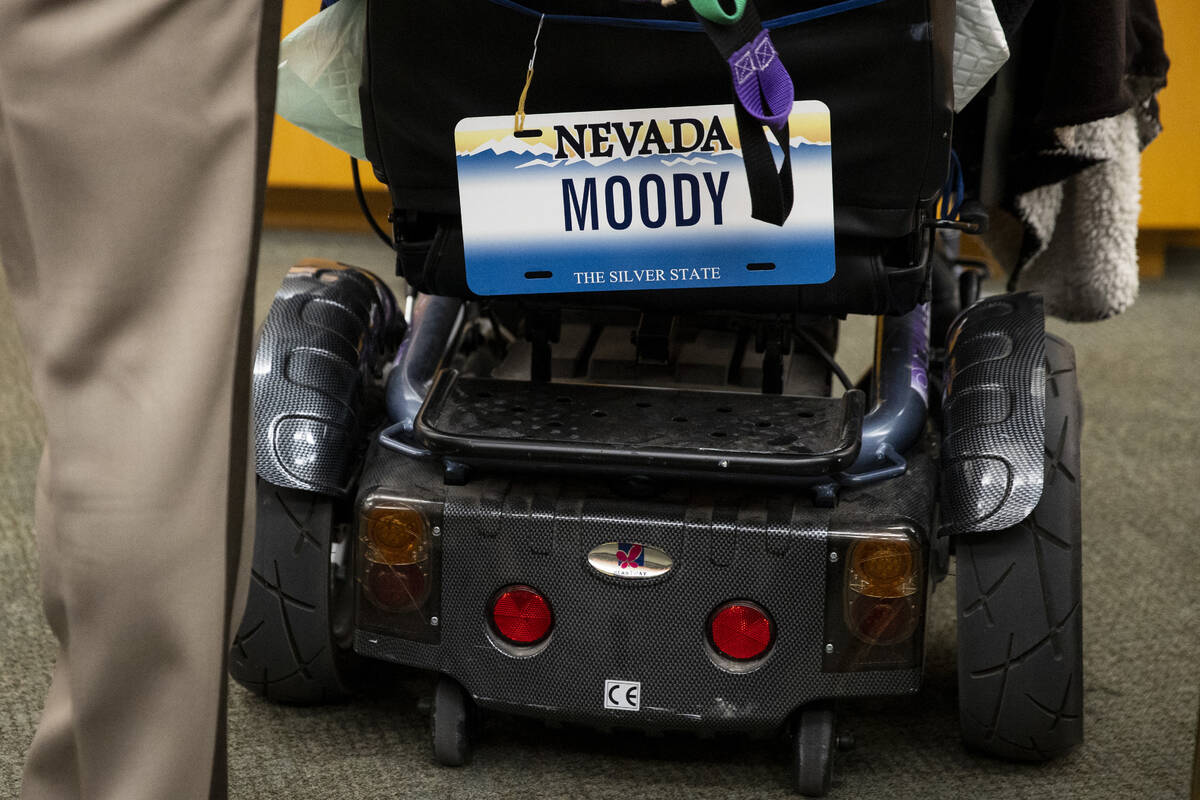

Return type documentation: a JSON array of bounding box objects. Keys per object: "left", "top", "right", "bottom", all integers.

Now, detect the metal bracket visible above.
[
  {"left": 632, "top": 313, "right": 674, "bottom": 365},
  {"left": 756, "top": 321, "right": 792, "bottom": 395},
  {"left": 525, "top": 309, "right": 561, "bottom": 383}
]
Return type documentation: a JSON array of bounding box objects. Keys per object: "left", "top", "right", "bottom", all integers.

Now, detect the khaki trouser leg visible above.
[{"left": 0, "top": 0, "right": 281, "bottom": 797}]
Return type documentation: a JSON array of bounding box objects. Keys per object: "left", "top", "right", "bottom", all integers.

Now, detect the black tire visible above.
[
  {"left": 955, "top": 333, "right": 1083, "bottom": 760},
  {"left": 792, "top": 704, "right": 835, "bottom": 797},
  {"left": 431, "top": 676, "right": 473, "bottom": 767},
  {"left": 229, "top": 480, "right": 358, "bottom": 704}
]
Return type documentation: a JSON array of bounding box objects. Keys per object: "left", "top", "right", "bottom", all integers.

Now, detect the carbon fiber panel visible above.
[
  {"left": 354, "top": 441, "right": 934, "bottom": 733},
  {"left": 254, "top": 261, "right": 397, "bottom": 494},
  {"left": 939, "top": 292, "right": 1046, "bottom": 534}
]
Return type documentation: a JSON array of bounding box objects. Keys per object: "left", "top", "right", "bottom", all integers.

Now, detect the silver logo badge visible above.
[{"left": 587, "top": 541, "right": 673, "bottom": 579}]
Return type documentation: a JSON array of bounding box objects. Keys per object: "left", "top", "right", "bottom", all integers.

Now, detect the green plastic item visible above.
[
  {"left": 687, "top": 0, "right": 747, "bottom": 25},
  {"left": 276, "top": 0, "right": 367, "bottom": 160}
]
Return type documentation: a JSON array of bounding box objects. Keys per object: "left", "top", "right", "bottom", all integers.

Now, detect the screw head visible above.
[
  {"left": 829, "top": 551, "right": 839, "bottom": 563},
  {"left": 432, "top": 526, "right": 442, "bottom": 536},
  {"left": 430, "top": 616, "right": 440, "bottom": 626},
  {"left": 825, "top": 643, "right": 834, "bottom": 654}
]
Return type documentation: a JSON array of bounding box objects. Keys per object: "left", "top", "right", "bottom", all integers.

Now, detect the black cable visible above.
[
  {"left": 350, "top": 157, "right": 395, "bottom": 250},
  {"left": 793, "top": 326, "right": 854, "bottom": 392}
]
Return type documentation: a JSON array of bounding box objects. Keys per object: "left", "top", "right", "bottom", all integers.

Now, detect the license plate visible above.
[{"left": 454, "top": 101, "right": 835, "bottom": 296}]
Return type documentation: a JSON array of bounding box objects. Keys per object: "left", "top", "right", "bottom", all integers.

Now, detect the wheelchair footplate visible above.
[{"left": 414, "top": 370, "right": 865, "bottom": 481}]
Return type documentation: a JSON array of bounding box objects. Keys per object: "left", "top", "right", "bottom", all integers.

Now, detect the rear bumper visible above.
[{"left": 354, "top": 439, "right": 936, "bottom": 733}]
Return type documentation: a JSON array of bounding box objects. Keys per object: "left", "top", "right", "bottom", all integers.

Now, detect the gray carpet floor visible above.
[{"left": 2, "top": 230, "right": 1198, "bottom": 799}]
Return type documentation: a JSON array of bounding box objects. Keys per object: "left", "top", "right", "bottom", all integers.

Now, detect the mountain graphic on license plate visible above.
[{"left": 454, "top": 101, "right": 836, "bottom": 296}]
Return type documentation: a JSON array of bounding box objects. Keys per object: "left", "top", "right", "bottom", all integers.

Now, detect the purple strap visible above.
[{"left": 729, "top": 30, "right": 793, "bottom": 129}]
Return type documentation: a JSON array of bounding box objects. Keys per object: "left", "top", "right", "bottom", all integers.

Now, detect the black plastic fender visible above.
[
  {"left": 939, "top": 292, "right": 1046, "bottom": 535},
  {"left": 253, "top": 260, "right": 398, "bottom": 495}
]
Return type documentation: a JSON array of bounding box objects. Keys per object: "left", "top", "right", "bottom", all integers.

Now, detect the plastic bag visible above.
[
  {"left": 952, "top": 0, "right": 1009, "bottom": 112},
  {"left": 276, "top": 0, "right": 367, "bottom": 160}
]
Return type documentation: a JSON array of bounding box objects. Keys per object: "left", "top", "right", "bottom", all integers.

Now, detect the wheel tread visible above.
[
  {"left": 1025, "top": 673, "right": 1080, "bottom": 729},
  {"left": 956, "top": 334, "right": 1083, "bottom": 761},
  {"left": 272, "top": 561, "right": 321, "bottom": 682},
  {"left": 960, "top": 552, "right": 1014, "bottom": 627},
  {"left": 967, "top": 603, "right": 1080, "bottom": 678},
  {"left": 277, "top": 490, "right": 324, "bottom": 555},
  {"left": 228, "top": 481, "right": 355, "bottom": 705},
  {"left": 1028, "top": 521, "right": 1062, "bottom": 657}
]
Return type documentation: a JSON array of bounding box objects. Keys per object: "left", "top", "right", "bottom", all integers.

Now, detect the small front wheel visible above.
[
  {"left": 792, "top": 703, "right": 836, "bottom": 797},
  {"left": 432, "top": 676, "right": 474, "bottom": 766}
]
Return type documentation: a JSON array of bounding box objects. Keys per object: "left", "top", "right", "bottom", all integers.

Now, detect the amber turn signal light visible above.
[
  {"left": 848, "top": 539, "right": 917, "bottom": 599},
  {"left": 365, "top": 503, "right": 429, "bottom": 566}
]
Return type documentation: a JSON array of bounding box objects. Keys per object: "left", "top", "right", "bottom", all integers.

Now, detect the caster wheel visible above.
[
  {"left": 432, "top": 676, "right": 473, "bottom": 766},
  {"left": 792, "top": 703, "right": 835, "bottom": 797}
]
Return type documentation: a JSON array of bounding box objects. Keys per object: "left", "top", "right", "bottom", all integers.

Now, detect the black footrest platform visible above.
[{"left": 414, "top": 371, "right": 865, "bottom": 480}]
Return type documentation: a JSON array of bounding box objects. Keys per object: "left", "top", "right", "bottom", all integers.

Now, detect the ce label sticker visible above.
[{"left": 604, "top": 679, "right": 641, "bottom": 711}]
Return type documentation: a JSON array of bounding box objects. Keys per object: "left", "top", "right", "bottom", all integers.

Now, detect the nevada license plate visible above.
[{"left": 454, "top": 101, "right": 835, "bottom": 296}]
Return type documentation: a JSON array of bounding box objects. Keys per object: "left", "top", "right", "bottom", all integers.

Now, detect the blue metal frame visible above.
[{"left": 484, "top": 0, "right": 890, "bottom": 33}]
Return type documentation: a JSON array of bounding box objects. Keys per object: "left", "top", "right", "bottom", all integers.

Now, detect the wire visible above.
[
  {"left": 950, "top": 149, "right": 964, "bottom": 219},
  {"left": 793, "top": 326, "right": 854, "bottom": 392},
  {"left": 939, "top": 150, "right": 965, "bottom": 221},
  {"left": 514, "top": 14, "right": 545, "bottom": 132},
  {"left": 350, "top": 157, "right": 395, "bottom": 251}
]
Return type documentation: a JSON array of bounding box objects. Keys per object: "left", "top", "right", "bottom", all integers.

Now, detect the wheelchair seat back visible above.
[{"left": 360, "top": 0, "right": 955, "bottom": 316}]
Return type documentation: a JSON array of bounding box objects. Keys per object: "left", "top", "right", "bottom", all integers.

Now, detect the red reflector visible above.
[
  {"left": 491, "top": 586, "right": 553, "bottom": 645},
  {"left": 710, "top": 601, "right": 774, "bottom": 660}
]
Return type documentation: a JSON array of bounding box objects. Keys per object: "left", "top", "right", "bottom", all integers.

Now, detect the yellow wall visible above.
[
  {"left": 1139, "top": 0, "right": 1200, "bottom": 230},
  {"left": 268, "top": 117, "right": 385, "bottom": 191}
]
